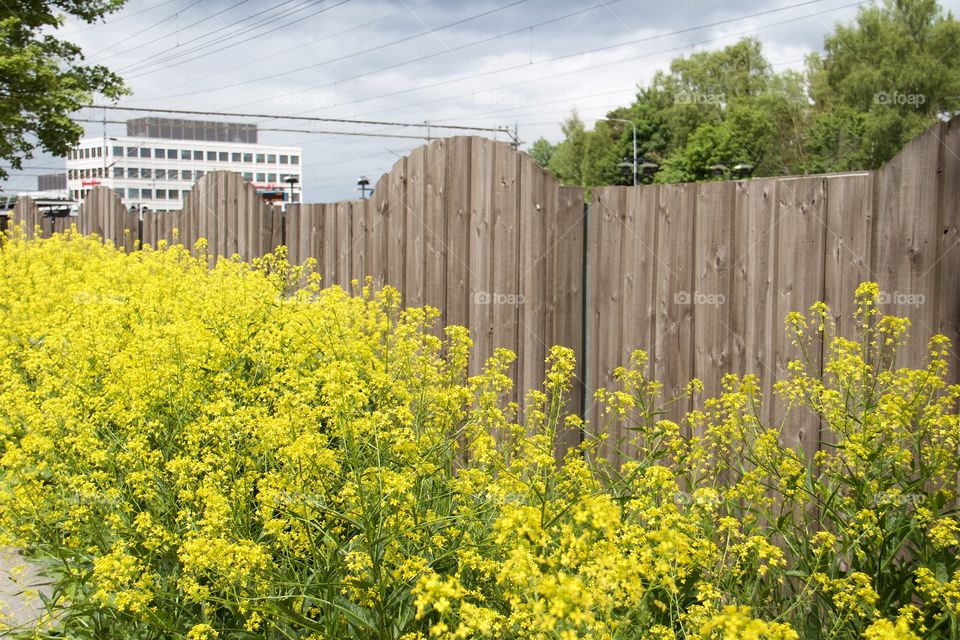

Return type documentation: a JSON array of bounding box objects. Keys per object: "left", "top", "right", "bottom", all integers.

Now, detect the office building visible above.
[{"left": 65, "top": 117, "right": 302, "bottom": 212}]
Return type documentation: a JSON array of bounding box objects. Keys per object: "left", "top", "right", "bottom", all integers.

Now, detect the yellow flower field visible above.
[{"left": 0, "top": 229, "right": 957, "bottom": 639}]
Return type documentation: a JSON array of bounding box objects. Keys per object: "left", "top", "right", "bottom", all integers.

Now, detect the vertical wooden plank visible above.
[
  {"left": 823, "top": 173, "right": 874, "bottom": 339},
  {"left": 405, "top": 146, "right": 426, "bottom": 307},
  {"left": 518, "top": 155, "right": 548, "bottom": 412},
  {"left": 492, "top": 142, "right": 521, "bottom": 396},
  {"left": 323, "top": 203, "right": 337, "bottom": 286},
  {"left": 729, "top": 178, "right": 777, "bottom": 424},
  {"left": 270, "top": 205, "right": 283, "bottom": 260},
  {"left": 549, "top": 185, "right": 585, "bottom": 451},
  {"left": 352, "top": 199, "right": 365, "bottom": 287},
  {"left": 363, "top": 197, "right": 376, "bottom": 288},
  {"left": 445, "top": 137, "right": 472, "bottom": 331},
  {"left": 336, "top": 201, "right": 352, "bottom": 290},
  {"left": 371, "top": 176, "right": 390, "bottom": 290},
  {"left": 652, "top": 184, "right": 697, "bottom": 430},
  {"left": 468, "top": 138, "right": 494, "bottom": 378},
  {"left": 423, "top": 139, "right": 447, "bottom": 324},
  {"left": 885, "top": 125, "right": 942, "bottom": 371},
  {"left": 653, "top": 183, "right": 697, "bottom": 429},
  {"left": 588, "top": 186, "right": 627, "bottom": 464},
  {"left": 693, "top": 181, "right": 736, "bottom": 404},
  {"left": 619, "top": 184, "right": 659, "bottom": 406},
  {"left": 937, "top": 119, "right": 960, "bottom": 387},
  {"left": 772, "top": 176, "right": 827, "bottom": 460},
  {"left": 285, "top": 203, "right": 300, "bottom": 264},
  {"left": 387, "top": 157, "right": 407, "bottom": 296}
]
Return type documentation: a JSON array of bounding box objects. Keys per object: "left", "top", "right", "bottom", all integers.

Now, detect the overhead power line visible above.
[
  {"left": 131, "top": 0, "right": 445, "bottom": 98},
  {"left": 75, "top": 118, "right": 442, "bottom": 142},
  {"left": 84, "top": 0, "right": 207, "bottom": 61},
  {"left": 78, "top": 106, "right": 519, "bottom": 144},
  {"left": 132, "top": 0, "right": 538, "bottom": 102},
  {"left": 119, "top": 0, "right": 351, "bottom": 77},
  {"left": 62, "top": 0, "right": 181, "bottom": 35},
  {"left": 291, "top": 0, "right": 863, "bottom": 125}
]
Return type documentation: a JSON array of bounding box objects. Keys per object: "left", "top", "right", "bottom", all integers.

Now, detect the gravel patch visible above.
[{"left": 0, "top": 548, "right": 53, "bottom": 636}]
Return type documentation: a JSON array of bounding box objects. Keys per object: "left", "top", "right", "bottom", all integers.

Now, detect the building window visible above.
[
  {"left": 140, "top": 148, "right": 151, "bottom": 158},
  {"left": 242, "top": 172, "right": 252, "bottom": 180},
  {"left": 207, "top": 151, "right": 217, "bottom": 161},
  {"left": 256, "top": 172, "right": 265, "bottom": 182},
  {"left": 267, "top": 173, "right": 276, "bottom": 182},
  {"left": 112, "top": 146, "right": 123, "bottom": 157},
  {"left": 127, "top": 168, "right": 138, "bottom": 178},
  {"left": 181, "top": 170, "right": 192, "bottom": 180},
  {"left": 218, "top": 151, "right": 228, "bottom": 161},
  {"left": 156, "top": 169, "right": 166, "bottom": 180},
  {"left": 181, "top": 149, "right": 191, "bottom": 160},
  {"left": 155, "top": 189, "right": 166, "bottom": 199},
  {"left": 291, "top": 155, "right": 299, "bottom": 165},
  {"left": 128, "top": 188, "right": 139, "bottom": 198},
  {"left": 154, "top": 148, "right": 165, "bottom": 158},
  {"left": 182, "top": 190, "right": 191, "bottom": 199},
  {"left": 115, "top": 188, "right": 124, "bottom": 198},
  {"left": 167, "top": 149, "right": 177, "bottom": 159},
  {"left": 279, "top": 155, "right": 288, "bottom": 164},
  {"left": 231, "top": 152, "right": 241, "bottom": 162},
  {"left": 126, "top": 147, "right": 138, "bottom": 156},
  {"left": 142, "top": 189, "right": 152, "bottom": 199},
  {"left": 256, "top": 153, "right": 265, "bottom": 163},
  {"left": 113, "top": 167, "right": 123, "bottom": 178},
  {"left": 243, "top": 153, "right": 253, "bottom": 163},
  {"left": 193, "top": 150, "right": 203, "bottom": 160},
  {"left": 195, "top": 170, "right": 204, "bottom": 178},
  {"left": 267, "top": 154, "right": 276, "bottom": 163},
  {"left": 141, "top": 168, "right": 152, "bottom": 179}
]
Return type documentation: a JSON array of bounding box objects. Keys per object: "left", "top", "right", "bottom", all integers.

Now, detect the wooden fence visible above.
[
  {"left": 6, "top": 121, "right": 959, "bottom": 461},
  {"left": 587, "top": 119, "right": 960, "bottom": 466}
]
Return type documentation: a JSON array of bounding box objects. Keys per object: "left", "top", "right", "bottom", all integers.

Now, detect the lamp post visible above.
[
  {"left": 284, "top": 175, "right": 299, "bottom": 206},
  {"left": 597, "top": 117, "right": 637, "bottom": 186},
  {"left": 357, "top": 176, "right": 371, "bottom": 199}
]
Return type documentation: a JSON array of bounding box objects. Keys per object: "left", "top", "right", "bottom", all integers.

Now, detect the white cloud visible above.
[{"left": 5, "top": 0, "right": 959, "bottom": 200}]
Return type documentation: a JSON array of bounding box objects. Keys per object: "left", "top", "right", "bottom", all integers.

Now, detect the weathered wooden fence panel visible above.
[
  {"left": 584, "top": 120, "right": 960, "bottom": 467},
  {"left": 6, "top": 121, "right": 958, "bottom": 462},
  {"left": 77, "top": 186, "right": 137, "bottom": 252},
  {"left": 12, "top": 198, "right": 41, "bottom": 237}
]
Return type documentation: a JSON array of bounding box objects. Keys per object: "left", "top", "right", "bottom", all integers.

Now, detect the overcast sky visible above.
[{"left": 7, "top": 0, "right": 960, "bottom": 201}]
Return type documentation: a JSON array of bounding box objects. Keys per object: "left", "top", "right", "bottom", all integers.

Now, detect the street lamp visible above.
[
  {"left": 284, "top": 175, "right": 299, "bottom": 205},
  {"left": 597, "top": 117, "right": 637, "bottom": 186},
  {"left": 356, "top": 176, "right": 371, "bottom": 199}
]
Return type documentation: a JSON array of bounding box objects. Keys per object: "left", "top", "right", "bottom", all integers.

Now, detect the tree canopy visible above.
[
  {"left": 529, "top": 0, "right": 960, "bottom": 186},
  {"left": 1, "top": 0, "right": 128, "bottom": 181}
]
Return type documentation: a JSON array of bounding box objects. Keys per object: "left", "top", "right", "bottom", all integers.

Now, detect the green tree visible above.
[
  {"left": 528, "top": 137, "right": 554, "bottom": 170},
  {"left": 806, "top": 0, "right": 960, "bottom": 168},
  {"left": 547, "top": 111, "right": 587, "bottom": 185},
  {"left": 1, "top": 0, "right": 128, "bottom": 180}
]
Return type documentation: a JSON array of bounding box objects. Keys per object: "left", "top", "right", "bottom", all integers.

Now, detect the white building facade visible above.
[{"left": 65, "top": 118, "right": 302, "bottom": 212}]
